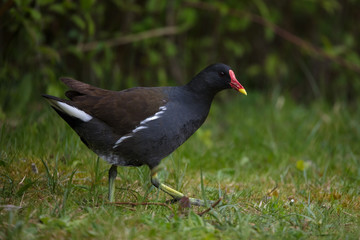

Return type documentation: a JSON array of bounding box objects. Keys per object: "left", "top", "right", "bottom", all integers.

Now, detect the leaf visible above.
[
  {"left": 296, "top": 160, "right": 305, "bottom": 171},
  {"left": 23, "top": 20, "right": 40, "bottom": 43},
  {"left": 224, "top": 39, "right": 245, "bottom": 57},
  {"left": 254, "top": 0, "right": 276, "bottom": 40},
  {"left": 321, "top": 0, "right": 340, "bottom": 14},
  {"left": 146, "top": 0, "right": 165, "bottom": 12},
  {"left": 39, "top": 216, "right": 69, "bottom": 228},
  {"left": 214, "top": 2, "right": 229, "bottom": 15},
  {"left": 165, "top": 41, "right": 177, "bottom": 57},
  {"left": 37, "top": 0, "right": 54, "bottom": 6},
  {"left": 157, "top": 68, "right": 167, "bottom": 86},
  {"left": 66, "top": 45, "right": 84, "bottom": 59},
  {"left": 148, "top": 49, "right": 160, "bottom": 65},
  {"left": 49, "top": 4, "right": 66, "bottom": 14},
  {"left": 254, "top": 0, "right": 270, "bottom": 18},
  {"left": 92, "top": 61, "right": 104, "bottom": 79},
  {"left": 71, "top": 15, "right": 86, "bottom": 30},
  {"left": 228, "top": 15, "right": 251, "bottom": 32},
  {"left": 85, "top": 13, "right": 95, "bottom": 37},
  {"left": 265, "top": 53, "right": 279, "bottom": 78},
  {"left": 189, "top": 210, "right": 204, "bottom": 226},
  {"left": 37, "top": 46, "right": 60, "bottom": 62},
  {"left": 178, "top": 8, "right": 197, "bottom": 30},
  {"left": 28, "top": 8, "right": 42, "bottom": 21},
  {"left": 240, "top": 156, "right": 250, "bottom": 166},
  {"left": 80, "top": 0, "right": 95, "bottom": 10},
  {"left": 46, "top": 83, "right": 63, "bottom": 97},
  {"left": 296, "top": 160, "right": 310, "bottom": 171}
]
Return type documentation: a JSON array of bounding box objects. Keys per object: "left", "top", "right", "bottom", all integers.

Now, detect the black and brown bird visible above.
[{"left": 43, "top": 63, "right": 247, "bottom": 205}]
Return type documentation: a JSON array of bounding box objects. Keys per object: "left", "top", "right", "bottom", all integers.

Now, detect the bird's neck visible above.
[{"left": 184, "top": 80, "right": 219, "bottom": 101}]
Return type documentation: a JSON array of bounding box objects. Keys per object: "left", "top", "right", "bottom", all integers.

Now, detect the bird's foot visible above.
[{"left": 166, "top": 196, "right": 218, "bottom": 207}]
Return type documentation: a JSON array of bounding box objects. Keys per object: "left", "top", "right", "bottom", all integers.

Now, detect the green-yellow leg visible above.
[
  {"left": 108, "top": 165, "right": 117, "bottom": 202},
  {"left": 150, "top": 167, "right": 207, "bottom": 206}
]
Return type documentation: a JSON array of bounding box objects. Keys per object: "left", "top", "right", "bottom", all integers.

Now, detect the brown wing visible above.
[{"left": 60, "top": 78, "right": 168, "bottom": 137}]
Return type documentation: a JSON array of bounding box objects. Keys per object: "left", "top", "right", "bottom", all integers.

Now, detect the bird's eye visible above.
[{"left": 219, "top": 71, "right": 225, "bottom": 77}]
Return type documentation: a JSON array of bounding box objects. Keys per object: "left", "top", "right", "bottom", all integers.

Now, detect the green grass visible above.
[{"left": 1, "top": 92, "right": 360, "bottom": 239}]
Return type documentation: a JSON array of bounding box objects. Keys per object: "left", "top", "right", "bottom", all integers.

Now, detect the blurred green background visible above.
[
  {"left": 1, "top": 0, "right": 360, "bottom": 119},
  {"left": 1, "top": 2, "right": 360, "bottom": 238}
]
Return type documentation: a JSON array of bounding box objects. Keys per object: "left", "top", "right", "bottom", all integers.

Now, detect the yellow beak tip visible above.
[{"left": 239, "top": 88, "right": 247, "bottom": 96}]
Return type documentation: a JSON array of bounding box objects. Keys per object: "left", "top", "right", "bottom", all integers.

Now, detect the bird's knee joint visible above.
[{"left": 151, "top": 177, "right": 160, "bottom": 188}]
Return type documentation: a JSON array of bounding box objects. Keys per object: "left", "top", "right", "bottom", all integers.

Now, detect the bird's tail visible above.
[{"left": 42, "top": 94, "right": 93, "bottom": 122}]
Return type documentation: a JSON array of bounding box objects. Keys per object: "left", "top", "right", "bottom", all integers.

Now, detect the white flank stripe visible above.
[
  {"left": 57, "top": 102, "right": 93, "bottom": 122},
  {"left": 113, "top": 105, "right": 167, "bottom": 149},
  {"left": 132, "top": 125, "right": 148, "bottom": 133},
  {"left": 140, "top": 115, "right": 159, "bottom": 124},
  {"left": 140, "top": 106, "right": 167, "bottom": 125},
  {"left": 114, "top": 135, "right": 132, "bottom": 146}
]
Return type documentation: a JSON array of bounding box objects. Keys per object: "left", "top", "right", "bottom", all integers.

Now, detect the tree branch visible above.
[
  {"left": 185, "top": 1, "right": 360, "bottom": 74},
  {"left": 75, "top": 26, "right": 180, "bottom": 53}
]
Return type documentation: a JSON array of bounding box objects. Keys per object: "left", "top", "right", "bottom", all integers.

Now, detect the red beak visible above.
[{"left": 229, "top": 70, "right": 247, "bottom": 95}]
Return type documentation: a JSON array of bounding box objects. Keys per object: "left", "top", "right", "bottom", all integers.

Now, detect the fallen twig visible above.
[
  {"left": 267, "top": 184, "right": 279, "bottom": 196},
  {"left": 108, "top": 201, "right": 174, "bottom": 211},
  {"left": 197, "top": 197, "right": 223, "bottom": 216}
]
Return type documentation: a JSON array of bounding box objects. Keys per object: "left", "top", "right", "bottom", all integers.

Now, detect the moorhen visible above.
[{"left": 43, "top": 63, "right": 247, "bottom": 205}]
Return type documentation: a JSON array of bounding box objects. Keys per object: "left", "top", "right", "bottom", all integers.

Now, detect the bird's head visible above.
[{"left": 191, "top": 63, "right": 247, "bottom": 96}]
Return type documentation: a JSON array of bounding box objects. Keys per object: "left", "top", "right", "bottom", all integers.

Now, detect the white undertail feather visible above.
[
  {"left": 113, "top": 105, "right": 167, "bottom": 148},
  {"left": 51, "top": 100, "right": 93, "bottom": 122}
]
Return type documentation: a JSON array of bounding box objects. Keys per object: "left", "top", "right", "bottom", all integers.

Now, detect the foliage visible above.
[
  {"left": 1, "top": 94, "right": 360, "bottom": 239},
  {"left": 1, "top": 1, "right": 360, "bottom": 238},
  {"left": 1, "top": 0, "right": 360, "bottom": 118}
]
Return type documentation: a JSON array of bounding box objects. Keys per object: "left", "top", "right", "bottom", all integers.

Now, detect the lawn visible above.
[{"left": 1, "top": 92, "right": 359, "bottom": 239}]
